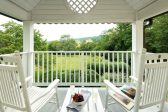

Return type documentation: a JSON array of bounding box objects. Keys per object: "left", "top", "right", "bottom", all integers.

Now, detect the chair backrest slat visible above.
[
  {"left": 0, "top": 55, "right": 31, "bottom": 111},
  {"left": 138, "top": 52, "right": 168, "bottom": 109},
  {"left": 0, "top": 65, "right": 25, "bottom": 108}
]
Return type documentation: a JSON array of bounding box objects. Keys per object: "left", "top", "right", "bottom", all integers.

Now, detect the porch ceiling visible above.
[{"left": 0, "top": 0, "right": 168, "bottom": 23}]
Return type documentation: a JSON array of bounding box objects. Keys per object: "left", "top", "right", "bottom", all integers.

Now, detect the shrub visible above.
[
  {"left": 101, "top": 72, "right": 128, "bottom": 83},
  {"left": 87, "top": 62, "right": 131, "bottom": 75},
  {"left": 84, "top": 69, "right": 99, "bottom": 83},
  {"left": 35, "top": 69, "right": 99, "bottom": 83}
]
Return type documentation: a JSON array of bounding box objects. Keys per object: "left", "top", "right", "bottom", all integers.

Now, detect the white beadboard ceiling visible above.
[
  {"left": 31, "top": 0, "right": 135, "bottom": 23},
  {"left": 125, "top": 0, "right": 158, "bottom": 11},
  {"left": 0, "top": 0, "right": 166, "bottom": 23},
  {"left": 8, "top": 0, "right": 41, "bottom": 11}
]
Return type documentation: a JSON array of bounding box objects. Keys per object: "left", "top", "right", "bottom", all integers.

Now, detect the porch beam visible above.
[
  {"left": 0, "top": 0, "right": 31, "bottom": 20},
  {"left": 23, "top": 21, "right": 34, "bottom": 86},
  {"left": 132, "top": 20, "right": 144, "bottom": 77},
  {"left": 137, "top": 0, "right": 168, "bottom": 20}
]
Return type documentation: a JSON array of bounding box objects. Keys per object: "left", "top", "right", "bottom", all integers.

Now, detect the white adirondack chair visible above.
[
  {"left": 0, "top": 55, "right": 60, "bottom": 112},
  {"left": 104, "top": 49, "right": 168, "bottom": 112}
]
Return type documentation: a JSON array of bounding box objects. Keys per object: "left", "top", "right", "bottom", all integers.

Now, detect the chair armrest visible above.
[
  {"left": 130, "top": 76, "right": 144, "bottom": 85},
  {"left": 104, "top": 80, "right": 134, "bottom": 103},
  {"left": 25, "top": 76, "right": 33, "bottom": 83},
  {"left": 46, "top": 79, "right": 59, "bottom": 92},
  {"left": 104, "top": 80, "right": 120, "bottom": 93},
  {"left": 18, "top": 76, "right": 33, "bottom": 88},
  {"left": 31, "top": 79, "right": 60, "bottom": 104},
  {"left": 129, "top": 76, "right": 138, "bottom": 82}
]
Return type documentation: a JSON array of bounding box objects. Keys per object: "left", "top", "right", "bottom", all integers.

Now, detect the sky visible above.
[{"left": 0, "top": 15, "right": 116, "bottom": 41}]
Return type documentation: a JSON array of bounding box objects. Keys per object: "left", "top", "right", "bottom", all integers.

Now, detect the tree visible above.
[
  {"left": 113, "top": 24, "right": 132, "bottom": 51},
  {"left": 94, "top": 23, "right": 132, "bottom": 51},
  {"left": 145, "top": 13, "right": 168, "bottom": 53},
  {"left": 47, "top": 35, "right": 78, "bottom": 51},
  {"left": 93, "top": 13, "right": 168, "bottom": 53},
  {"left": 47, "top": 40, "right": 61, "bottom": 51},
  {"left": 60, "top": 34, "right": 70, "bottom": 42},
  {"left": 79, "top": 41, "right": 95, "bottom": 51},
  {"left": 0, "top": 21, "right": 47, "bottom": 54},
  {"left": 60, "top": 38, "right": 78, "bottom": 51}
]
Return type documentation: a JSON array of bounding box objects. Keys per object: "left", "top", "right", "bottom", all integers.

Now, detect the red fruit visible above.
[{"left": 72, "top": 93, "right": 84, "bottom": 102}]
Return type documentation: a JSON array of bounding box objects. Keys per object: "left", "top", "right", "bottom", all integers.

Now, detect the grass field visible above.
[
  {"left": 35, "top": 54, "right": 103, "bottom": 71},
  {"left": 34, "top": 54, "right": 168, "bottom": 100}
]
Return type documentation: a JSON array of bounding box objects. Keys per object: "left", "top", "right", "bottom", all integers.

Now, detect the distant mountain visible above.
[
  {"left": 47, "top": 35, "right": 102, "bottom": 42},
  {"left": 75, "top": 36, "right": 101, "bottom": 41}
]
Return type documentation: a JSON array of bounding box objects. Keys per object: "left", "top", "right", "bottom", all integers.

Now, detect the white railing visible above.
[{"left": 33, "top": 51, "right": 133, "bottom": 86}]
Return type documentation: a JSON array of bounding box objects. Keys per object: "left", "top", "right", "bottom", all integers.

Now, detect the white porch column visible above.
[
  {"left": 23, "top": 21, "right": 34, "bottom": 85},
  {"left": 132, "top": 20, "right": 144, "bottom": 77}
]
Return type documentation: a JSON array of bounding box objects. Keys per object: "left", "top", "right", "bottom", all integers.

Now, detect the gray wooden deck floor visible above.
[{"left": 39, "top": 88, "right": 168, "bottom": 112}]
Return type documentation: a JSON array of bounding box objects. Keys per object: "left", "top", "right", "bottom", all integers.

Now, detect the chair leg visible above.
[
  {"left": 159, "top": 102, "right": 165, "bottom": 112},
  {"left": 55, "top": 87, "right": 60, "bottom": 110},
  {"left": 0, "top": 105, "right": 5, "bottom": 112},
  {"left": 105, "top": 86, "right": 109, "bottom": 112}
]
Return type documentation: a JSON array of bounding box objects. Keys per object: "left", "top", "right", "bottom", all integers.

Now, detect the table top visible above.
[{"left": 60, "top": 88, "right": 104, "bottom": 112}]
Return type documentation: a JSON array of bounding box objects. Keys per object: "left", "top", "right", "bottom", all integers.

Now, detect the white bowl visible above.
[{"left": 73, "top": 100, "right": 85, "bottom": 106}]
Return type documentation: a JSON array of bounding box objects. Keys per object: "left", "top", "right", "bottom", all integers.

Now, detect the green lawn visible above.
[
  {"left": 34, "top": 54, "right": 131, "bottom": 83},
  {"left": 35, "top": 54, "right": 103, "bottom": 71}
]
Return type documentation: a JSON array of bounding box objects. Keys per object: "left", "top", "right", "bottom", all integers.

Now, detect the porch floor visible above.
[{"left": 39, "top": 88, "right": 168, "bottom": 112}]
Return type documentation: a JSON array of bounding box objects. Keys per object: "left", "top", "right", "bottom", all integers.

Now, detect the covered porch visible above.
[
  {"left": 39, "top": 88, "right": 168, "bottom": 112},
  {"left": 0, "top": 0, "right": 168, "bottom": 112}
]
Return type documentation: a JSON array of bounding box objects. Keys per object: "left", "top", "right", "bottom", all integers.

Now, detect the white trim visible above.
[
  {"left": 23, "top": 21, "right": 34, "bottom": 86},
  {"left": 132, "top": 20, "right": 144, "bottom": 78},
  {"left": 137, "top": 0, "right": 168, "bottom": 20},
  {"left": 0, "top": 0, "right": 31, "bottom": 20}
]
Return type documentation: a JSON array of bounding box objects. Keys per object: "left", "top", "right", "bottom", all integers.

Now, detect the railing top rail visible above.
[
  {"left": 0, "top": 51, "right": 135, "bottom": 56},
  {"left": 0, "top": 53, "right": 14, "bottom": 56},
  {"left": 19, "top": 52, "right": 34, "bottom": 55},
  {"left": 34, "top": 51, "right": 133, "bottom": 53},
  {"left": 0, "top": 52, "right": 34, "bottom": 56}
]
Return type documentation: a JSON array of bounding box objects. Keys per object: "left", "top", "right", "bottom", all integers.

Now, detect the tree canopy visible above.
[
  {"left": 0, "top": 21, "right": 47, "bottom": 54},
  {"left": 79, "top": 41, "right": 95, "bottom": 51},
  {"left": 145, "top": 13, "right": 168, "bottom": 53},
  {"left": 94, "top": 23, "right": 132, "bottom": 51},
  {"left": 1, "top": 13, "right": 168, "bottom": 53},
  {"left": 47, "top": 35, "right": 78, "bottom": 51}
]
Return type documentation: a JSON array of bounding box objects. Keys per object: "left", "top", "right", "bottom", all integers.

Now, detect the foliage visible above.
[
  {"left": 34, "top": 54, "right": 102, "bottom": 71},
  {"left": 1, "top": 14, "right": 168, "bottom": 54},
  {"left": 101, "top": 72, "right": 128, "bottom": 83},
  {"left": 60, "top": 34, "right": 71, "bottom": 42},
  {"left": 47, "top": 40, "right": 61, "bottom": 51},
  {"left": 94, "top": 24, "right": 132, "bottom": 51},
  {"left": 92, "top": 13, "right": 168, "bottom": 53},
  {"left": 0, "top": 21, "right": 23, "bottom": 53},
  {"left": 47, "top": 35, "right": 78, "bottom": 51},
  {"left": 34, "top": 68, "right": 129, "bottom": 83},
  {"left": 145, "top": 13, "right": 168, "bottom": 53},
  {"left": 87, "top": 62, "right": 131, "bottom": 75},
  {"left": 35, "top": 69, "right": 99, "bottom": 83},
  {"left": 79, "top": 41, "right": 95, "bottom": 51},
  {"left": 34, "top": 30, "right": 47, "bottom": 51},
  {"left": 46, "top": 23, "right": 133, "bottom": 52},
  {"left": 0, "top": 21, "right": 47, "bottom": 54}
]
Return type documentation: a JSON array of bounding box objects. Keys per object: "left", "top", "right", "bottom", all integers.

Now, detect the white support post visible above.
[
  {"left": 132, "top": 20, "right": 144, "bottom": 78},
  {"left": 23, "top": 21, "right": 34, "bottom": 86}
]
